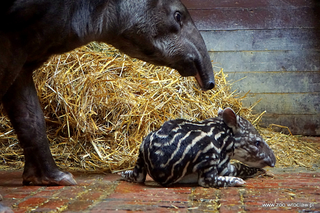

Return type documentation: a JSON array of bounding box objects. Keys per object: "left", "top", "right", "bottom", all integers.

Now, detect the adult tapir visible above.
[{"left": 0, "top": 0, "right": 215, "bottom": 186}]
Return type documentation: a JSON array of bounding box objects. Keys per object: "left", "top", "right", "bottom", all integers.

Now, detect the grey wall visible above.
[{"left": 183, "top": 0, "right": 320, "bottom": 135}]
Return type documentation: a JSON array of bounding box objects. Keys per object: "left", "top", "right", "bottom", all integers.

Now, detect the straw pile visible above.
[{"left": 0, "top": 42, "right": 319, "bottom": 172}]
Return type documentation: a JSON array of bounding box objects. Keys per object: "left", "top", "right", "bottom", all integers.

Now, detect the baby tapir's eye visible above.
[
  {"left": 255, "top": 141, "right": 260, "bottom": 147},
  {"left": 174, "top": 11, "right": 182, "bottom": 24}
]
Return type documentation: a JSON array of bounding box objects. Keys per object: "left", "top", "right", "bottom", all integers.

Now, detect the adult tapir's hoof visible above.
[{"left": 22, "top": 170, "right": 77, "bottom": 186}]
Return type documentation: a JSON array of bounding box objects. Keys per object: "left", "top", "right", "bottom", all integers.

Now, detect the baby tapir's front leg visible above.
[
  {"left": 198, "top": 167, "right": 245, "bottom": 188},
  {"left": 119, "top": 152, "right": 147, "bottom": 183}
]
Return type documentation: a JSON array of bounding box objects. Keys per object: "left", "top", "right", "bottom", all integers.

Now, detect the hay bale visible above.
[{"left": 0, "top": 42, "right": 319, "bottom": 172}]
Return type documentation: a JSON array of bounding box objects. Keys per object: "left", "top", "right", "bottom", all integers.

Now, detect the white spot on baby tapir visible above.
[
  {"left": 153, "top": 143, "right": 162, "bottom": 147},
  {"left": 214, "top": 132, "right": 222, "bottom": 140},
  {"left": 155, "top": 150, "right": 164, "bottom": 156},
  {"left": 209, "top": 159, "right": 219, "bottom": 165}
]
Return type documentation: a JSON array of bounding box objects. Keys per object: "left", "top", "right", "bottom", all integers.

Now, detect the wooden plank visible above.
[
  {"left": 240, "top": 93, "right": 320, "bottom": 115},
  {"left": 182, "top": 0, "right": 315, "bottom": 9},
  {"left": 180, "top": 0, "right": 320, "bottom": 135},
  {"left": 209, "top": 50, "right": 320, "bottom": 72},
  {"left": 188, "top": 7, "right": 320, "bottom": 30},
  {"left": 201, "top": 29, "right": 320, "bottom": 51},
  {"left": 225, "top": 71, "right": 320, "bottom": 93},
  {"left": 260, "top": 114, "right": 320, "bottom": 135}
]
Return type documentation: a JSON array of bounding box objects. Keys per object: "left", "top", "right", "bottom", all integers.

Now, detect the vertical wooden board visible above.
[{"left": 182, "top": 0, "right": 320, "bottom": 135}]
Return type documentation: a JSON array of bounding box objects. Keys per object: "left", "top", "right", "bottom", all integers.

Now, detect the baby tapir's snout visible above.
[
  {"left": 233, "top": 139, "right": 276, "bottom": 169},
  {"left": 259, "top": 141, "right": 276, "bottom": 168}
]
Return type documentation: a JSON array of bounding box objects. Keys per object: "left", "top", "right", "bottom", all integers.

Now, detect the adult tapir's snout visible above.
[
  {"left": 172, "top": 24, "right": 215, "bottom": 90},
  {"left": 106, "top": 0, "right": 215, "bottom": 90}
]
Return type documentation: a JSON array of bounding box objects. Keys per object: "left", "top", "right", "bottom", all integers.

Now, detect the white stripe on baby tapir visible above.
[
  {"left": 225, "top": 138, "right": 234, "bottom": 150},
  {"left": 220, "top": 166, "right": 229, "bottom": 176},
  {"left": 164, "top": 132, "right": 183, "bottom": 147},
  {"left": 155, "top": 149, "right": 164, "bottom": 156},
  {"left": 155, "top": 126, "right": 180, "bottom": 138},
  {"left": 203, "top": 166, "right": 215, "bottom": 174},
  {"left": 192, "top": 159, "right": 207, "bottom": 172},
  {"left": 173, "top": 161, "right": 190, "bottom": 183},
  {"left": 183, "top": 121, "right": 207, "bottom": 127},
  {"left": 218, "top": 156, "right": 229, "bottom": 168},
  {"left": 192, "top": 150, "right": 203, "bottom": 163},
  {"left": 163, "top": 131, "right": 207, "bottom": 183},
  {"left": 210, "top": 159, "right": 220, "bottom": 165},
  {"left": 154, "top": 132, "right": 182, "bottom": 148},
  {"left": 202, "top": 143, "right": 215, "bottom": 154},
  {"left": 214, "top": 131, "right": 222, "bottom": 141},
  {"left": 160, "top": 131, "right": 194, "bottom": 168}
]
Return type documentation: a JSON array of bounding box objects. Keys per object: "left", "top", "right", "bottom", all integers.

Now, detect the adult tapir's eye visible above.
[{"left": 174, "top": 11, "right": 182, "bottom": 24}]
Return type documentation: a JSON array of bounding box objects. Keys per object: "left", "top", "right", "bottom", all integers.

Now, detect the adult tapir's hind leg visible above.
[{"left": 2, "top": 68, "right": 76, "bottom": 186}]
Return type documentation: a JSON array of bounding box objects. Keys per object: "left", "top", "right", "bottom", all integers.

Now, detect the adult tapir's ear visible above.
[{"left": 222, "top": 107, "right": 240, "bottom": 134}]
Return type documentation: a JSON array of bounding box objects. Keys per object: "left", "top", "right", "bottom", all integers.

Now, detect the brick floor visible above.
[{"left": 0, "top": 169, "right": 319, "bottom": 212}]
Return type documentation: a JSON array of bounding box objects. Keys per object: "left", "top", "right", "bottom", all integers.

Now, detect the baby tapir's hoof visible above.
[
  {"left": 118, "top": 170, "right": 135, "bottom": 182},
  {"left": 22, "top": 170, "right": 76, "bottom": 186}
]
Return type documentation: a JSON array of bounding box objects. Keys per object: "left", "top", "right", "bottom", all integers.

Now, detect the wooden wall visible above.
[{"left": 182, "top": 0, "right": 320, "bottom": 135}]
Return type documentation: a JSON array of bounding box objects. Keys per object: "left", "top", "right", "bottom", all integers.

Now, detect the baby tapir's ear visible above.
[{"left": 222, "top": 108, "right": 240, "bottom": 134}]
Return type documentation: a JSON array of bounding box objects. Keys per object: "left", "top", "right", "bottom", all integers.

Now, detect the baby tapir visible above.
[{"left": 120, "top": 107, "right": 276, "bottom": 187}]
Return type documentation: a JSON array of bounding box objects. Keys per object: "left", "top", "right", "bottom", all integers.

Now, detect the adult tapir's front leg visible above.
[{"left": 2, "top": 69, "right": 76, "bottom": 186}]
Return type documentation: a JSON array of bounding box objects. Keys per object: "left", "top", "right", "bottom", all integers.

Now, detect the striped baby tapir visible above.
[{"left": 120, "top": 107, "right": 276, "bottom": 187}]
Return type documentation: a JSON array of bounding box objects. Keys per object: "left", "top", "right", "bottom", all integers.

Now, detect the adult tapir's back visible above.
[{"left": 0, "top": 0, "right": 215, "bottom": 99}]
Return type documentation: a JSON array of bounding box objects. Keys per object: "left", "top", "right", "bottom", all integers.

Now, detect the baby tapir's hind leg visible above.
[
  {"left": 119, "top": 152, "right": 146, "bottom": 183},
  {"left": 231, "top": 162, "right": 266, "bottom": 179},
  {"left": 198, "top": 167, "right": 245, "bottom": 188}
]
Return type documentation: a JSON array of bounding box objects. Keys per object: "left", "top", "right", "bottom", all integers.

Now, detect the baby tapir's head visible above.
[{"left": 218, "top": 108, "right": 276, "bottom": 168}]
